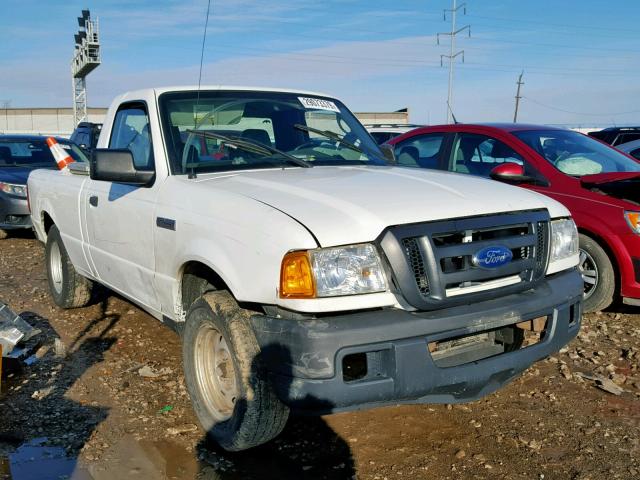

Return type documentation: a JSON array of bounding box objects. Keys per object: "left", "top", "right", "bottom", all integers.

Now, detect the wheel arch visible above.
[
  {"left": 178, "top": 260, "right": 235, "bottom": 315},
  {"left": 577, "top": 226, "right": 620, "bottom": 294},
  {"left": 42, "top": 211, "right": 55, "bottom": 234}
]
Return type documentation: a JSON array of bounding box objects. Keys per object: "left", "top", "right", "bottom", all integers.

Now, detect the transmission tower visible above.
[
  {"left": 437, "top": 0, "right": 470, "bottom": 124},
  {"left": 71, "top": 9, "right": 101, "bottom": 127}
]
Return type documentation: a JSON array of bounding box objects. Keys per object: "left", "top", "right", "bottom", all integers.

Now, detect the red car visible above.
[{"left": 387, "top": 123, "right": 640, "bottom": 312}]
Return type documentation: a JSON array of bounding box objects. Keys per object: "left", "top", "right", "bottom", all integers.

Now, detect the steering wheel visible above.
[{"left": 293, "top": 139, "right": 335, "bottom": 152}]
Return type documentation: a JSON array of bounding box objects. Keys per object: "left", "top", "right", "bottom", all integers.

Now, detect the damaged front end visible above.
[{"left": 580, "top": 172, "right": 640, "bottom": 205}]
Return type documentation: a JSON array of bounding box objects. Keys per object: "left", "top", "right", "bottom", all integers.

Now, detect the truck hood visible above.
[
  {"left": 198, "top": 166, "right": 569, "bottom": 246},
  {"left": 0, "top": 166, "right": 36, "bottom": 185}
]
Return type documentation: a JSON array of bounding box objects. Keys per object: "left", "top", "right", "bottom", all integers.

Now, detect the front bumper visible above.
[
  {"left": 251, "top": 269, "right": 582, "bottom": 414},
  {"left": 0, "top": 192, "right": 31, "bottom": 230}
]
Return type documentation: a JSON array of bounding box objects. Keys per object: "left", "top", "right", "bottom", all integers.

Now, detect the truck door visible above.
[{"left": 85, "top": 101, "right": 161, "bottom": 314}]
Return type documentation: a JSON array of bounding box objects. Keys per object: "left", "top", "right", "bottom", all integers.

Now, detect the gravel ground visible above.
[{"left": 1, "top": 235, "right": 639, "bottom": 479}]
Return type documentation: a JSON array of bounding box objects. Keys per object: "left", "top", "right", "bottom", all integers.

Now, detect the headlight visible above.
[
  {"left": 280, "top": 243, "right": 387, "bottom": 298},
  {"left": 547, "top": 218, "right": 579, "bottom": 274},
  {"left": 624, "top": 211, "right": 640, "bottom": 234},
  {"left": 0, "top": 182, "right": 27, "bottom": 198}
]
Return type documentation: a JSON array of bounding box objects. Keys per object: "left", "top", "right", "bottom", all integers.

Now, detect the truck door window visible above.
[
  {"left": 392, "top": 134, "right": 445, "bottom": 168},
  {"left": 449, "top": 133, "right": 524, "bottom": 177},
  {"left": 109, "top": 103, "right": 154, "bottom": 170}
]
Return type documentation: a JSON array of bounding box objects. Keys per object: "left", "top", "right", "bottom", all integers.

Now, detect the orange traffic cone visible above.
[{"left": 46, "top": 137, "right": 75, "bottom": 170}]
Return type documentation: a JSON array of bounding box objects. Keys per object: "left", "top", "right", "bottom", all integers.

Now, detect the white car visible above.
[
  {"left": 365, "top": 123, "right": 422, "bottom": 144},
  {"left": 28, "top": 86, "right": 582, "bottom": 451}
]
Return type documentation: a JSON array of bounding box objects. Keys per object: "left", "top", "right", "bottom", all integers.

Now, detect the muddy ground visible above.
[{"left": 1, "top": 234, "right": 639, "bottom": 480}]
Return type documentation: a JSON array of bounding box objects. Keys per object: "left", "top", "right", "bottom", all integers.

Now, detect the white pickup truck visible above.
[{"left": 28, "top": 86, "right": 583, "bottom": 451}]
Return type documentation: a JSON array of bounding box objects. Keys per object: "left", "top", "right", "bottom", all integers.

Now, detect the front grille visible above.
[
  {"left": 379, "top": 210, "right": 550, "bottom": 310},
  {"left": 402, "top": 237, "right": 430, "bottom": 296}
]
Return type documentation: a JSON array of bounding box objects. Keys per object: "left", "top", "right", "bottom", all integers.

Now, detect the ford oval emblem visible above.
[{"left": 472, "top": 245, "right": 513, "bottom": 269}]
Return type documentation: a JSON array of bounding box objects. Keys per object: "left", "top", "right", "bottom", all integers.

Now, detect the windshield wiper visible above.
[
  {"left": 293, "top": 123, "right": 365, "bottom": 154},
  {"left": 293, "top": 124, "right": 390, "bottom": 164},
  {"left": 186, "top": 130, "right": 312, "bottom": 169}
]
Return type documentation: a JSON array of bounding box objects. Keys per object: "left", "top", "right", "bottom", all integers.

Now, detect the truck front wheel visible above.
[
  {"left": 45, "top": 225, "right": 93, "bottom": 308},
  {"left": 182, "top": 291, "right": 289, "bottom": 451},
  {"left": 579, "top": 233, "right": 615, "bottom": 313}
]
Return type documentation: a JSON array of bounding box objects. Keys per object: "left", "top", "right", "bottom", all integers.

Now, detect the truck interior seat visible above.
[
  {"left": 241, "top": 129, "right": 271, "bottom": 147},
  {"left": 170, "top": 126, "right": 185, "bottom": 158},
  {"left": 453, "top": 145, "right": 471, "bottom": 174}
]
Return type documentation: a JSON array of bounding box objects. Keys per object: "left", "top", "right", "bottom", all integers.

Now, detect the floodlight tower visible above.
[{"left": 71, "top": 9, "right": 101, "bottom": 127}]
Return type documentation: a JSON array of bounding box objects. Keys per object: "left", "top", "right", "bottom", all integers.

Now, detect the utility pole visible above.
[
  {"left": 513, "top": 71, "right": 524, "bottom": 123},
  {"left": 438, "top": 0, "right": 470, "bottom": 124}
]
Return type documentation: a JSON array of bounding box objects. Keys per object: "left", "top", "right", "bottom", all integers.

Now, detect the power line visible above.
[
  {"left": 467, "top": 36, "right": 640, "bottom": 54},
  {"left": 522, "top": 96, "right": 640, "bottom": 116},
  {"left": 466, "top": 13, "right": 637, "bottom": 35},
  {"left": 198, "top": 43, "right": 640, "bottom": 76}
]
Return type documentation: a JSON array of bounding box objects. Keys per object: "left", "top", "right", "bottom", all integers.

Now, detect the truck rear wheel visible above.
[
  {"left": 45, "top": 225, "right": 93, "bottom": 309},
  {"left": 579, "top": 233, "right": 615, "bottom": 313},
  {"left": 182, "top": 291, "right": 289, "bottom": 451}
]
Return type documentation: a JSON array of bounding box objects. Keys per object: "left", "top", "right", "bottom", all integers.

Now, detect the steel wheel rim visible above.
[
  {"left": 194, "top": 324, "right": 238, "bottom": 422},
  {"left": 579, "top": 248, "right": 598, "bottom": 300},
  {"left": 49, "top": 242, "right": 63, "bottom": 295}
]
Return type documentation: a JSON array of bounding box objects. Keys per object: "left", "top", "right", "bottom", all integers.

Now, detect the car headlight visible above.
[
  {"left": 547, "top": 218, "right": 579, "bottom": 274},
  {"left": 0, "top": 182, "right": 27, "bottom": 198},
  {"left": 624, "top": 211, "right": 640, "bottom": 234},
  {"left": 280, "top": 243, "right": 388, "bottom": 298}
]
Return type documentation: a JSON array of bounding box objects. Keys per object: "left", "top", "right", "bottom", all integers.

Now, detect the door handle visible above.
[{"left": 89, "top": 195, "right": 98, "bottom": 207}]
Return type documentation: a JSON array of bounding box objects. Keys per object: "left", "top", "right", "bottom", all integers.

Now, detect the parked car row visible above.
[{"left": 0, "top": 135, "right": 87, "bottom": 239}]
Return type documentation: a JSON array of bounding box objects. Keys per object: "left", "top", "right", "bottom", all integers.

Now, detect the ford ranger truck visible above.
[{"left": 27, "top": 87, "right": 583, "bottom": 451}]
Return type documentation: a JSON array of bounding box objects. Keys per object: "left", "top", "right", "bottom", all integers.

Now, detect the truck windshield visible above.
[
  {"left": 513, "top": 130, "right": 640, "bottom": 176},
  {"left": 158, "top": 90, "right": 387, "bottom": 174},
  {"left": 0, "top": 139, "right": 87, "bottom": 168}
]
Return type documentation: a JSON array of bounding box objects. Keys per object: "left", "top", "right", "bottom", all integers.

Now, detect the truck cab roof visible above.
[{"left": 115, "top": 85, "right": 336, "bottom": 101}]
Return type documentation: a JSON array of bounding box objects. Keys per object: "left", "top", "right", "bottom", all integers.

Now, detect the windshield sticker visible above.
[{"left": 298, "top": 97, "right": 341, "bottom": 113}]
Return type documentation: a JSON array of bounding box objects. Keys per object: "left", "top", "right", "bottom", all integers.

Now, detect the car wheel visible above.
[
  {"left": 45, "top": 225, "right": 94, "bottom": 308},
  {"left": 578, "top": 233, "right": 615, "bottom": 313},
  {"left": 182, "top": 291, "right": 289, "bottom": 451}
]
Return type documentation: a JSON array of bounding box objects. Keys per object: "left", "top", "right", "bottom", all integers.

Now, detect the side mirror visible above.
[
  {"left": 379, "top": 144, "right": 396, "bottom": 164},
  {"left": 489, "top": 162, "right": 533, "bottom": 184},
  {"left": 90, "top": 149, "right": 154, "bottom": 185}
]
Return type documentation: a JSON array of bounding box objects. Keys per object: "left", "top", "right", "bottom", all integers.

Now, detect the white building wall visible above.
[{"left": 0, "top": 108, "right": 108, "bottom": 138}]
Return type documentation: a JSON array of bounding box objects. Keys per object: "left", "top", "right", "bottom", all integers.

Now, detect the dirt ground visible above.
[{"left": 1, "top": 234, "right": 639, "bottom": 480}]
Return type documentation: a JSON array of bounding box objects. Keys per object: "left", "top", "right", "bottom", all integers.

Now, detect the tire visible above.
[
  {"left": 45, "top": 225, "right": 93, "bottom": 309},
  {"left": 182, "top": 291, "right": 289, "bottom": 451},
  {"left": 579, "top": 233, "right": 615, "bottom": 313},
  {"left": 0, "top": 229, "right": 7, "bottom": 240}
]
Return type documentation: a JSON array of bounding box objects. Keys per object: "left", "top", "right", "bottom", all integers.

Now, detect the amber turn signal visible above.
[{"left": 279, "top": 251, "right": 315, "bottom": 298}]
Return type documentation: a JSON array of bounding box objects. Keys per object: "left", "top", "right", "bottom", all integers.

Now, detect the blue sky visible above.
[{"left": 1, "top": 0, "right": 639, "bottom": 125}]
